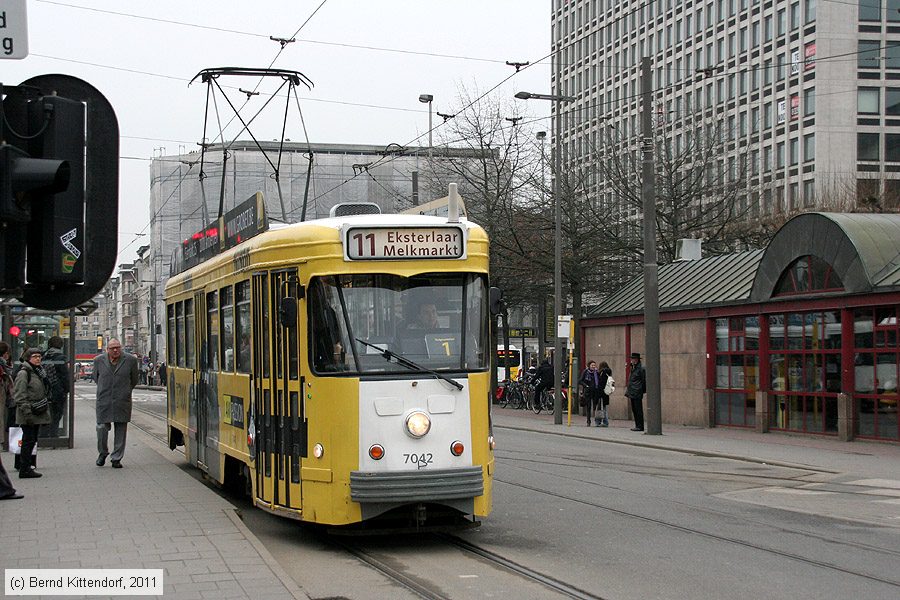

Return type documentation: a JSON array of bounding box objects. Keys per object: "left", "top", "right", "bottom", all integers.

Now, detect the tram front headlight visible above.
[
  {"left": 405, "top": 411, "right": 431, "bottom": 438},
  {"left": 313, "top": 443, "right": 324, "bottom": 458}
]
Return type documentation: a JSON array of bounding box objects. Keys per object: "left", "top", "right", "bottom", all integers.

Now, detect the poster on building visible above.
[
  {"left": 805, "top": 42, "right": 816, "bottom": 70},
  {"left": 790, "top": 95, "right": 800, "bottom": 120},
  {"left": 777, "top": 100, "right": 786, "bottom": 124},
  {"left": 791, "top": 49, "right": 801, "bottom": 75}
]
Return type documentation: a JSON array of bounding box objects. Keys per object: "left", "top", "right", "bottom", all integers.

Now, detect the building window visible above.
[
  {"left": 804, "top": 133, "right": 815, "bottom": 162},
  {"left": 790, "top": 138, "right": 799, "bottom": 165},
  {"left": 714, "top": 317, "right": 760, "bottom": 428},
  {"left": 777, "top": 142, "right": 786, "bottom": 167},
  {"left": 888, "top": 44, "right": 900, "bottom": 69},
  {"left": 804, "top": 87, "right": 816, "bottom": 116},
  {"left": 769, "top": 311, "right": 842, "bottom": 434},
  {"left": 791, "top": 2, "right": 801, "bottom": 29},
  {"left": 858, "top": 132, "right": 881, "bottom": 160},
  {"left": 859, "top": 87, "right": 881, "bottom": 114},
  {"left": 765, "top": 15, "right": 773, "bottom": 41},
  {"left": 775, "top": 257, "right": 844, "bottom": 295},
  {"left": 887, "top": 133, "right": 900, "bottom": 160},
  {"left": 790, "top": 182, "right": 800, "bottom": 208},
  {"left": 859, "top": 41, "right": 881, "bottom": 68},
  {"left": 777, "top": 9, "right": 787, "bottom": 36},
  {"left": 853, "top": 306, "right": 900, "bottom": 440},
  {"left": 803, "top": 179, "right": 815, "bottom": 206},
  {"left": 886, "top": 88, "right": 900, "bottom": 115},
  {"left": 890, "top": 0, "right": 900, "bottom": 22},
  {"left": 860, "top": 0, "right": 882, "bottom": 21},
  {"left": 806, "top": 0, "right": 817, "bottom": 22}
]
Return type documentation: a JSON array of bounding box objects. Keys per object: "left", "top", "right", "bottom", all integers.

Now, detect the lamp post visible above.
[
  {"left": 418, "top": 94, "right": 434, "bottom": 162},
  {"left": 514, "top": 90, "right": 575, "bottom": 425},
  {"left": 535, "top": 130, "right": 547, "bottom": 361}
]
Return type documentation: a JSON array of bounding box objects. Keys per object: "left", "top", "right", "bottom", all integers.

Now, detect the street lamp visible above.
[
  {"left": 535, "top": 130, "right": 547, "bottom": 361},
  {"left": 418, "top": 94, "right": 434, "bottom": 162},
  {"left": 515, "top": 89, "right": 574, "bottom": 425}
]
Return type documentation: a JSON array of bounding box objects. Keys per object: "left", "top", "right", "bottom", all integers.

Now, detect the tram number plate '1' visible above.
[
  {"left": 343, "top": 226, "right": 466, "bottom": 261},
  {"left": 404, "top": 453, "right": 434, "bottom": 469}
]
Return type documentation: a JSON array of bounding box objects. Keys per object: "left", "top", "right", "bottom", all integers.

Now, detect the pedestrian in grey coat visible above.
[
  {"left": 14, "top": 348, "right": 51, "bottom": 478},
  {"left": 93, "top": 339, "right": 139, "bottom": 468}
]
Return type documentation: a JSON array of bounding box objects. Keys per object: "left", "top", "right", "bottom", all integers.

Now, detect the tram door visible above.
[
  {"left": 252, "top": 270, "right": 304, "bottom": 510},
  {"left": 193, "top": 291, "right": 209, "bottom": 471}
]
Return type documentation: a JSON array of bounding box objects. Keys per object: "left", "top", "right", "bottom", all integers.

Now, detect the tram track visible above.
[{"left": 495, "top": 474, "right": 900, "bottom": 589}]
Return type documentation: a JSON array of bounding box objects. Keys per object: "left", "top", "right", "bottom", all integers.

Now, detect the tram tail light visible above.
[
  {"left": 450, "top": 440, "right": 465, "bottom": 456},
  {"left": 368, "top": 444, "right": 385, "bottom": 460}
]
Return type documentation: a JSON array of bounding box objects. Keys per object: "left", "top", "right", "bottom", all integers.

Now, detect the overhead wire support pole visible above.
[
  {"left": 553, "top": 44, "right": 564, "bottom": 426},
  {"left": 641, "top": 56, "right": 662, "bottom": 436}
]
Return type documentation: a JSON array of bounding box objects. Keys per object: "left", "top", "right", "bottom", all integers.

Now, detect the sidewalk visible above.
[
  {"left": 1, "top": 398, "right": 308, "bottom": 600},
  {"left": 492, "top": 406, "right": 900, "bottom": 479}
]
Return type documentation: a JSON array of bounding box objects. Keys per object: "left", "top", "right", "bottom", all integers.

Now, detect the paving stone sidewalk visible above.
[{"left": 1, "top": 399, "right": 308, "bottom": 600}]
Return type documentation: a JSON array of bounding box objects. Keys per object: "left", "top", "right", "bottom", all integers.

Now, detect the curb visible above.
[
  {"left": 493, "top": 423, "right": 841, "bottom": 474},
  {"left": 224, "top": 508, "right": 310, "bottom": 600}
]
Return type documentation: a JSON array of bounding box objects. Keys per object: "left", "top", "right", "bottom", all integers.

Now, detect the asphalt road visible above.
[{"left": 80, "top": 383, "right": 900, "bottom": 600}]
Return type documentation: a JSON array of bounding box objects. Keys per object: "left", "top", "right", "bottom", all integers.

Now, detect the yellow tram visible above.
[{"left": 164, "top": 191, "right": 495, "bottom": 527}]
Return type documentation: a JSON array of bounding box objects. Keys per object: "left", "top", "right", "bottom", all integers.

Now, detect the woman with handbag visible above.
[{"left": 13, "top": 348, "right": 51, "bottom": 479}]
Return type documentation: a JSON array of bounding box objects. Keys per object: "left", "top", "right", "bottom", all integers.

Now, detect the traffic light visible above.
[
  {"left": 0, "top": 75, "right": 119, "bottom": 310},
  {"left": 8, "top": 325, "right": 21, "bottom": 338},
  {"left": 25, "top": 95, "right": 86, "bottom": 285},
  {"left": 0, "top": 143, "right": 70, "bottom": 289}
]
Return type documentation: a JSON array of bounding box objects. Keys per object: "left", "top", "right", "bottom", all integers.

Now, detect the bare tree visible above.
[
  {"left": 425, "top": 86, "right": 547, "bottom": 309},
  {"left": 596, "top": 121, "right": 764, "bottom": 264}
]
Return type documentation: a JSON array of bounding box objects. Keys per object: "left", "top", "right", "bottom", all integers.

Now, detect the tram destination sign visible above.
[{"left": 343, "top": 225, "right": 466, "bottom": 261}]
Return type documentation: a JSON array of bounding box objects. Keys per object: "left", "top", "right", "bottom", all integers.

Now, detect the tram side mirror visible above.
[
  {"left": 489, "top": 286, "right": 503, "bottom": 316},
  {"left": 279, "top": 297, "right": 298, "bottom": 328}
]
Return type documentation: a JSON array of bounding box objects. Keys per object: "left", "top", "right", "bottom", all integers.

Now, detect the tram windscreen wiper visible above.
[{"left": 355, "top": 338, "right": 464, "bottom": 391}]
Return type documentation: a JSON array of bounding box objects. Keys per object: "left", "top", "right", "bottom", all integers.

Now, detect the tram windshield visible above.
[{"left": 308, "top": 273, "right": 489, "bottom": 375}]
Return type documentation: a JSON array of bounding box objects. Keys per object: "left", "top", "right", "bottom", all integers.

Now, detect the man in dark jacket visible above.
[
  {"left": 42, "top": 336, "right": 71, "bottom": 437},
  {"left": 94, "top": 339, "right": 139, "bottom": 468},
  {"left": 625, "top": 352, "right": 647, "bottom": 431}
]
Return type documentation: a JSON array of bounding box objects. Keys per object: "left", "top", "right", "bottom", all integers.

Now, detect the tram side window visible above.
[
  {"left": 167, "top": 304, "right": 176, "bottom": 364},
  {"left": 176, "top": 302, "right": 186, "bottom": 367},
  {"left": 221, "top": 286, "right": 235, "bottom": 372},
  {"left": 235, "top": 281, "right": 251, "bottom": 373},
  {"left": 207, "top": 291, "right": 219, "bottom": 371},
  {"left": 185, "top": 298, "right": 195, "bottom": 369}
]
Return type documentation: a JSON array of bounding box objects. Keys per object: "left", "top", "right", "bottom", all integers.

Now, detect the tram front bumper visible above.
[{"left": 350, "top": 466, "right": 484, "bottom": 504}]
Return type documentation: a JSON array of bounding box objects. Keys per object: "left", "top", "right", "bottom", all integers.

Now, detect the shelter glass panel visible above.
[
  {"left": 854, "top": 305, "right": 900, "bottom": 440},
  {"left": 713, "top": 315, "right": 759, "bottom": 427}
]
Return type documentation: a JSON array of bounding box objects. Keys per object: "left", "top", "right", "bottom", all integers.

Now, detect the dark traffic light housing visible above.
[{"left": 0, "top": 75, "right": 119, "bottom": 310}]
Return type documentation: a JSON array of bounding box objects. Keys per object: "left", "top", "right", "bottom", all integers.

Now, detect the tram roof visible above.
[
  {"left": 269, "top": 213, "right": 481, "bottom": 232},
  {"left": 587, "top": 212, "right": 900, "bottom": 317}
]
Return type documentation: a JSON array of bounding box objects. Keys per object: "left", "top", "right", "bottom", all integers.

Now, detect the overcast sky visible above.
[{"left": 5, "top": 0, "right": 551, "bottom": 265}]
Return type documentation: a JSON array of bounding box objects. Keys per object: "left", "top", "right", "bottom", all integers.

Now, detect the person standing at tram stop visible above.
[
  {"left": 625, "top": 352, "right": 647, "bottom": 432},
  {"left": 94, "top": 339, "right": 139, "bottom": 469},
  {"left": 41, "top": 336, "right": 71, "bottom": 438},
  {"left": 0, "top": 342, "right": 23, "bottom": 498},
  {"left": 14, "top": 348, "right": 52, "bottom": 478},
  {"left": 579, "top": 361, "right": 603, "bottom": 427},
  {"left": 594, "top": 361, "right": 613, "bottom": 427}
]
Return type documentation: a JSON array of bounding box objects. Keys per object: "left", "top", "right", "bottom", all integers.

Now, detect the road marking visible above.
[
  {"left": 873, "top": 498, "right": 900, "bottom": 505},
  {"left": 459, "top": 575, "right": 479, "bottom": 578},
  {"left": 845, "top": 478, "right": 900, "bottom": 490},
  {"left": 761, "top": 487, "right": 834, "bottom": 495}
]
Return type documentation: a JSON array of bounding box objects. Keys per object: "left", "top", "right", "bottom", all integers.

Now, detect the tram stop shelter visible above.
[{"left": 581, "top": 212, "right": 900, "bottom": 443}]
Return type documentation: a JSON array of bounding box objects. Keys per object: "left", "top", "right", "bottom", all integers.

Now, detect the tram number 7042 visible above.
[{"left": 403, "top": 452, "right": 434, "bottom": 469}]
